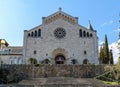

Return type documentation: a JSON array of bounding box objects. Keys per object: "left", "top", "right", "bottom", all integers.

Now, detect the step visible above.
[{"left": 19, "top": 77, "right": 94, "bottom": 87}]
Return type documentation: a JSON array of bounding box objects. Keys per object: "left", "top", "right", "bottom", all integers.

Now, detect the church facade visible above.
[{"left": 23, "top": 8, "right": 98, "bottom": 64}]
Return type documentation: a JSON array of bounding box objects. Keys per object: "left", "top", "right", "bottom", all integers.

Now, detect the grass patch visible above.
[{"left": 101, "top": 80, "right": 120, "bottom": 85}]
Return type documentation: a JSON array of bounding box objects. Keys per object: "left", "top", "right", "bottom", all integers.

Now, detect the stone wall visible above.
[
  {"left": 23, "top": 11, "right": 98, "bottom": 65},
  {"left": 0, "top": 84, "right": 119, "bottom": 87},
  {"left": 0, "top": 85, "right": 33, "bottom": 87},
  {"left": 3, "top": 64, "right": 106, "bottom": 79}
]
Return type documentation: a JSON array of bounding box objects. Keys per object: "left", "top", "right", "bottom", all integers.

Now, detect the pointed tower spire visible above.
[{"left": 87, "top": 20, "right": 94, "bottom": 30}]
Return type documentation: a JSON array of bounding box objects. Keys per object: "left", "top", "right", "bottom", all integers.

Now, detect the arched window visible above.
[
  {"left": 35, "top": 30, "right": 37, "bottom": 37},
  {"left": 84, "top": 50, "right": 87, "bottom": 55},
  {"left": 9, "top": 57, "right": 13, "bottom": 64},
  {"left": 90, "top": 33, "right": 93, "bottom": 37},
  {"left": 38, "top": 29, "right": 41, "bottom": 37},
  {"left": 28, "top": 33, "right": 30, "bottom": 37},
  {"left": 34, "top": 50, "right": 37, "bottom": 54},
  {"left": 14, "top": 57, "right": 17, "bottom": 64},
  {"left": 31, "top": 32, "right": 34, "bottom": 37},
  {"left": 18, "top": 57, "right": 22, "bottom": 64},
  {"left": 87, "top": 32, "right": 89, "bottom": 37},
  {"left": 83, "top": 59, "right": 89, "bottom": 64},
  {"left": 83, "top": 31, "right": 86, "bottom": 37},
  {"left": 79, "top": 29, "right": 82, "bottom": 37}
]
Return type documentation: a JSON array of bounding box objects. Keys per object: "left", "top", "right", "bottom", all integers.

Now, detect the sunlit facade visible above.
[{"left": 23, "top": 9, "right": 98, "bottom": 64}]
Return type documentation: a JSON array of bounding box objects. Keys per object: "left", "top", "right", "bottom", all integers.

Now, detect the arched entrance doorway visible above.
[
  {"left": 52, "top": 48, "right": 68, "bottom": 64},
  {"left": 55, "top": 55, "right": 65, "bottom": 64}
]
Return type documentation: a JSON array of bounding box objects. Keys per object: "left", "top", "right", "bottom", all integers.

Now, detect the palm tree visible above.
[
  {"left": 41, "top": 58, "right": 50, "bottom": 64},
  {"left": 44, "top": 59, "right": 50, "bottom": 64},
  {"left": 28, "top": 57, "right": 37, "bottom": 64}
]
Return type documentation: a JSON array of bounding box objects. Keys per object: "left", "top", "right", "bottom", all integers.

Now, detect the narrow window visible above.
[
  {"left": 84, "top": 50, "right": 87, "bottom": 55},
  {"left": 38, "top": 29, "right": 41, "bottom": 37},
  {"left": 90, "top": 33, "right": 93, "bottom": 37},
  {"left": 34, "top": 50, "right": 37, "bottom": 54},
  {"left": 9, "top": 49, "right": 11, "bottom": 54},
  {"left": 18, "top": 57, "right": 22, "bottom": 64},
  {"left": 31, "top": 32, "right": 34, "bottom": 37},
  {"left": 9, "top": 57, "right": 12, "bottom": 64},
  {"left": 83, "top": 31, "right": 86, "bottom": 37},
  {"left": 14, "top": 57, "right": 17, "bottom": 64},
  {"left": 79, "top": 29, "right": 82, "bottom": 37},
  {"left": 87, "top": 32, "right": 89, "bottom": 37},
  {"left": 35, "top": 30, "right": 37, "bottom": 37},
  {"left": 28, "top": 33, "right": 30, "bottom": 37}
]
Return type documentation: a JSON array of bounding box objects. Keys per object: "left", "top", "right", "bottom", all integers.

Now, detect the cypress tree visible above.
[
  {"left": 103, "top": 35, "right": 109, "bottom": 64},
  {"left": 118, "top": 32, "right": 120, "bottom": 56},
  {"left": 109, "top": 49, "right": 114, "bottom": 64},
  {"left": 99, "top": 46, "right": 104, "bottom": 64}
]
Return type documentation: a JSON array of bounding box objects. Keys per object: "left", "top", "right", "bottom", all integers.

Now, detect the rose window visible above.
[{"left": 54, "top": 28, "right": 66, "bottom": 39}]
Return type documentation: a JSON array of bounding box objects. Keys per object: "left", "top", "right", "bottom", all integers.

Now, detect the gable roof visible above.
[{"left": 42, "top": 8, "right": 78, "bottom": 25}]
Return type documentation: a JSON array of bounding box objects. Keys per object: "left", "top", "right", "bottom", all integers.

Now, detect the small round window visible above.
[{"left": 54, "top": 28, "right": 66, "bottom": 39}]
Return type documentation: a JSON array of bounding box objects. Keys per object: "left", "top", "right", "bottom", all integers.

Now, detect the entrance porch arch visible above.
[
  {"left": 55, "top": 54, "right": 65, "bottom": 64},
  {"left": 51, "top": 48, "right": 68, "bottom": 64}
]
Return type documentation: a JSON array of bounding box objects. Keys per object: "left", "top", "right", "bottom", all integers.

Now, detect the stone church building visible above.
[{"left": 23, "top": 8, "right": 98, "bottom": 64}]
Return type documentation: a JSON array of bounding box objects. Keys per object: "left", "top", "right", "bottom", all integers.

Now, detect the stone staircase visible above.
[
  {"left": 19, "top": 77, "right": 120, "bottom": 87},
  {"left": 19, "top": 77, "right": 93, "bottom": 87},
  {"left": 86, "top": 78, "right": 108, "bottom": 87}
]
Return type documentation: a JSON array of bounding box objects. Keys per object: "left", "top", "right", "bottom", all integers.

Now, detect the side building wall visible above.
[{"left": 0, "top": 46, "right": 23, "bottom": 64}]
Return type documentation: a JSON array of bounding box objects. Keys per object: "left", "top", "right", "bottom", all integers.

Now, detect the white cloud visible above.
[
  {"left": 101, "top": 22, "right": 107, "bottom": 27},
  {"left": 98, "top": 41, "right": 104, "bottom": 52},
  {"left": 99, "top": 41, "right": 104, "bottom": 46},
  {"left": 101, "top": 20, "right": 114, "bottom": 27},
  {"left": 109, "top": 42, "right": 119, "bottom": 64},
  {"left": 114, "top": 28, "right": 120, "bottom": 32}
]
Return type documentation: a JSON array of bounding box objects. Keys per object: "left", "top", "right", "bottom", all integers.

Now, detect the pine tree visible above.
[
  {"left": 103, "top": 35, "right": 109, "bottom": 64},
  {"left": 109, "top": 49, "right": 114, "bottom": 64},
  {"left": 99, "top": 46, "right": 104, "bottom": 64}
]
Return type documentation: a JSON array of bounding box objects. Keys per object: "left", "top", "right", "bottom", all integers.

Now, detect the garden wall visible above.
[
  {"left": 3, "top": 64, "right": 106, "bottom": 79},
  {"left": 0, "top": 85, "right": 33, "bottom": 87}
]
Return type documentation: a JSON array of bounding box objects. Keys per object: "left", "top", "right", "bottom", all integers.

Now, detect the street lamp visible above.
[{"left": 0, "top": 39, "right": 5, "bottom": 67}]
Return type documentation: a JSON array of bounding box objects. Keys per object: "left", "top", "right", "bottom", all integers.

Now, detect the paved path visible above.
[{"left": 19, "top": 77, "right": 120, "bottom": 87}]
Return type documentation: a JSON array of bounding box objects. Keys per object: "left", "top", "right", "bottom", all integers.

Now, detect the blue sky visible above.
[
  {"left": 0, "top": 0, "right": 119, "bottom": 46},
  {"left": 0, "top": 0, "right": 120, "bottom": 63}
]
